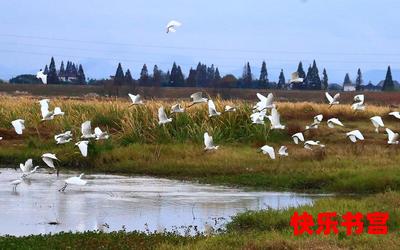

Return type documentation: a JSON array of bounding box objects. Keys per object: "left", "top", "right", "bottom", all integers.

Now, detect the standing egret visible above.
[
  {"left": 59, "top": 173, "right": 87, "bottom": 192},
  {"left": 389, "top": 112, "right": 400, "bottom": 120},
  {"left": 386, "top": 128, "right": 399, "bottom": 144},
  {"left": 128, "top": 93, "right": 143, "bottom": 105},
  {"left": 370, "top": 116, "right": 384, "bottom": 133},
  {"left": 11, "top": 179, "right": 22, "bottom": 191},
  {"left": 166, "top": 20, "right": 182, "bottom": 33},
  {"left": 278, "top": 146, "right": 289, "bottom": 157},
  {"left": 305, "top": 114, "right": 323, "bottom": 130},
  {"left": 260, "top": 145, "right": 276, "bottom": 160},
  {"left": 75, "top": 141, "right": 89, "bottom": 157},
  {"left": 267, "top": 108, "right": 285, "bottom": 129},
  {"left": 292, "top": 132, "right": 305, "bottom": 144},
  {"left": 36, "top": 70, "right": 47, "bottom": 84},
  {"left": 171, "top": 103, "right": 185, "bottom": 113},
  {"left": 224, "top": 105, "right": 236, "bottom": 112},
  {"left": 11, "top": 119, "right": 25, "bottom": 135},
  {"left": 81, "top": 121, "right": 95, "bottom": 139},
  {"left": 42, "top": 153, "right": 58, "bottom": 169},
  {"left": 158, "top": 106, "right": 173, "bottom": 125},
  {"left": 325, "top": 92, "right": 340, "bottom": 107},
  {"left": 94, "top": 127, "right": 109, "bottom": 140},
  {"left": 55, "top": 131, "right": 73, "bottom": 144},
  {"left": 189, "top": 92, "right": 208, "bottom": 107},
  {"left": 208, "top": 100, "right": 221, "bottom": 117},
  {"left": 204, "top": 132, "right": 219, "bottom": 151},
  {"left": 304, "top": 140, "right": 325, "bottom": 150},
  {"left": 327, "top": 118, "right": 344, "bottom": 128},
  {"left": 346, "top": 130, "right": 364, "bottom": 143}
]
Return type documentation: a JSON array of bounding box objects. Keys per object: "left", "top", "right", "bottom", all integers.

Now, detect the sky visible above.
[{"left": 0, "top": 0, "right": 399, "bottom": 83}]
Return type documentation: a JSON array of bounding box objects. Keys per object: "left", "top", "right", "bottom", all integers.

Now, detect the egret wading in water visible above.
[
  {"left": 11, "top": 179, "right": 22, "bottom": 191},
  {"left": 59, "top": 173, "right": 87, "bottom": 192}
]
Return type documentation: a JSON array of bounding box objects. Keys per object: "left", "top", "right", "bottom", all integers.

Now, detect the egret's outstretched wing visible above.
[
  {"left": 158, "top": 107, "right": 169, "bottom": 122},
  {"left": 261, "top": 145, "right": 276, "bottom": 160},
  {"left": 325, "top": 92, "right": 333, "bottom": 103},
  {"left": 11, "top": 120, "right": 25, "bottom": 135},
  {"left": 76, "top": 141, "right": 89, "bottom": 157},
  {"left": 81, "top": 121, "right": 92, "bottom": 136},
  {"left": 94, "top": 127, "right": 103, "bottom": 137}
]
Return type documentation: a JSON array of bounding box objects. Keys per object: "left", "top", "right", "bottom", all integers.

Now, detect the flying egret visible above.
[
  {"left": 386, "top": 128, "right": 399, "bottom": 144},
  {"left": 53, "top": 107, "right": 64, "bottom": 116},
  {"left": 250, "top": 111, "right": 266, "bottom": 125},
  {"left": 389, "top": 112, "right": 400, "bottom": 119},
  {"left": 39, "top": 99, "right": 54, "bottom": 121},
  {"left": 260, "top": 145, "right": 276, "bottom": 160},
  {"left": 128, "top": 93, "right": 143, "bottom": 105},
  {"left": 55, "top": 131, "right": 73, "bottom": 144},
  {"left": 346, "top": 130, "right": 364, "bottom": 143},
  {"left": 81, "top": 121, "right": 95, "bottom": 139},
  {"left": 75, "top": 141, "right": 89, "bottom": 157},
  {"left": 11, "top": 179, "right": 22, "bottom": 191},
  {"left": 36, "top": 70, "right": 47, "bottom": 84},
  {"left": 204, "top": 132, "right": 219, "bottom": 151},
  {"left": 290, "top": 72, "right": 304, "bottom": 83},
  {"left": 166, "top": 20, "right": 182, "bottom": 33},
  {"left": 353, "top": 94, "right": 365, "bottom": 104},
  {"left": 94, "top": 127, "right": 109, "bottom": 140},
  {"left": 21, "top": 166, "right": 40, "bottom": 179},
  {"left": 254, "top": 93, "right": 274, "bottom": 111},
  {"left": 171, "top": 103, "right": 185, "bottom": 113},
  {"left": 304, "top": 140, "right": 325, "bottom": 150},
  {"left": 278, "top": 146, "right": 289, "bottom": 157},
  {"left": 325, "top": 92, "right": 340, "bottom": 107},
  {"left": 20, "top": 159, "right": 33, "bottom": 174},
  {"left": 11, "top": 119, "right": 25, "bottom": 135},
  {"left": 224, "top": 105, "right": 236, "bottom": 112},
  {"left": 327, "top": 118, "right": 344, "bottom": 128},
  {"left": 292, "top": 132, "right": 305, "bottom": 144},
  {"left": 370, "top": 116, "right": 384, "bottom": 133},
  {"left": 352, "top": 94, "right": 365, "bottom": 111},
  {"left": 42, "top": 153, "right": 58, "bottom": 169},
  {"left": 158, "top": 106, "right": 173, "bottom": 125},
  {"left": 267, "top": 108, "right": 285, "bottom": 129},
  {"left": 305, "top": 114, "right": 323, "bottom": 130},
  {"left": 189, "top": 92, "right": 208, "bottom": 107},
  {"left": 59, "top": 173, "right": 87, "bottom": 192},
  {"left": 208, "top": 100, "right": 221, "bottom": 117}
]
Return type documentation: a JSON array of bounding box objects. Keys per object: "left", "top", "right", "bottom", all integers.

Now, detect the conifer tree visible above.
[
  {"left": 322, "top": 68, "right": 328, "bottom": 90},
  {"left": 114, "top": 63, "right": 125, "bottom": 86},
  {"left": 297, "top": 61, "right": 306, "bottom": 79},
  {"left": 343, "top": 73, "right": 352, "bottom": 85},
  {"left": 278, "top": 69, "right": 285, "bottom": 89},
  {"left": 259, "top": 61, "right": 268, "bottom": 84},
  {"left": 47, "top": 57, "right": 59, "bottom": 84},
  {"left": 125, "top": 69, "right": 134, "bottom": 85},
  {"left": 242, "top": 62, "right": 252, "bottom": 86},
  {"left": 139, "top": 64, "right": 149, "bottom": 85},
  {"left": 152, "top": 65, "right": 161, "bottom": 86},
  {"left": 382, "top": 66, "right": 395, "bottom": 91},
  {"left": 77, "top": 64, "right": 86, "bottom": 84},
  {"left": 59, "top": 61, "right": 65, "bottom": 77},
  {"left": 355, "top": 68, "right": 363, "bottom": 91},
  {"left": 186, "top": 68, "right": 197, "bottom": 86}
]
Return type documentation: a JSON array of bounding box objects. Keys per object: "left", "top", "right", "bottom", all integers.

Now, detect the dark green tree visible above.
[
  {"left": 322, "top": 68, "right": 328, "bottom": 90},
  {"left": 114, "top": 63, "right": 125, "bottom": 86},
  {"left": 186, "top": 68, "right": 196, "bottom": 86},
  {"left": 195, "top": 62, "right": 207, "bottom": 87},
  {"left": 343, "top": 73, "right": 352, "bottom": 85},
  {"left": 242, "top": 62, "right": 252, "bottom": 86},
  {"left": 278, "top": 69, "right": 286, "bottom": 89},
  {"left": 310, "top": 60, "right": 321, "bottom": 90},
  {"left": 169, "top": 62, "right": 178, "bottom": 85},
  {"left": 77, "top": 64, "right": 86, "bottom": 84},
  {"left": 139, "top": 64, "right": 149, "bottom": 85},
  {"left": 152, "top": 65, "right": 161, "bottom": 86},
  {"left": 259, "top": 61, "right": 268, "bottom": 85},
  {"left": 176, "top": 66, "right": 185, "bottom": 85},
  {"left": 382, "top": 66, "right": 395, "bottom": 91},
  {"left": 47, "top": 57, "right": 59, "bottom": 84},
  {"left": 355, "top": 68, "right": 363, "bottom": 91},
  {"left": 59, "top": 61, "right": 65, "bottom": 77},
  {"left": 297, "top": 61, "right": 306, "bottom": 79},
  {"left": 43, "top": 65, "right": 49, "bottom": 75},
  {"left": 125, "top": 69, "right": 134, "bottom": 85}
]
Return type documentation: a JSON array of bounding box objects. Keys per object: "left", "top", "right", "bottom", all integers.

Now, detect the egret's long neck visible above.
[{"left": 79, "top": 173, "right": 84, "bottom": 178}]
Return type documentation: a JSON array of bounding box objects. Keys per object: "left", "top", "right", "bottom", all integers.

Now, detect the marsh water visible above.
[{"left": 0, "top": 168, "right": 319, "bottom": 236}]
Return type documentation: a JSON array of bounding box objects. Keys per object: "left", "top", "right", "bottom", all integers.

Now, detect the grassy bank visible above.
[
  {"left": 1, "top": 192, "right": 399, "bottom": 249},
  {"left": 0, "top": 96, "right": 400, "bottom": 193}
]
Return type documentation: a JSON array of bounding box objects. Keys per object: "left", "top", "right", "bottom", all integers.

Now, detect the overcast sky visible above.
[{"left": 0, "top": 0, "right": 399, "bottom": 83}]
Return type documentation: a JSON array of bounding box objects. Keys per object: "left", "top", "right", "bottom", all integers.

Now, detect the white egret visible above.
[
  {"left": 75, "top": 141, "right": 89, "bottom": 157},
  {"left": 21, "top": 166, "right": 40, "bottom": 179},
  {"left": 11, "top": 119, "right": 25, "bottom": 135},
  {"left": 171, "top": 103, "right": 185, "bottom": 113},
  {"left": 254, "top": 93, "right": 274, "bottom": 111},
  {"left": 305, "top": 114, "right": 323, "bottom": 130},
  {"left": 370, "top": 116, "right": 384, "bottom": 133},
  {"left": 81, "top": 121, "right": 95, "bottom": 139},
  {"left": 166, "top": 20, "right": 182, "bottom": 33},
  {"left": 55, "top": 131, "right": 73, "bottom": 144},
  {"left": 304, "top": 140, "right": 325, "bottom": 150},
  {"left": 39, "top": 99, "right": 54, "bottom": 121},
  {"left": 352, "top": 95, "right": 365, "bottom": 111},
  {"left": 158, "top": 106, "right": 173, "bottom": 125},
  {"left": 59, "top": 173, "right": 87, "bottom": 192},
  {"left": 267, "top": 108, "right": 285, "bottom": 129},
  {"left": 327, "top": 118, "right": 344, "bottom": 128},
  {"left": 325, "top": 92, "right": 340, "bottom": 107},
  {"left": 224, "top": 105, "right": 236, "bottom": 112},
  {"left": 208, "top": 100, "right": 221, "bottom": 117},
  {"left": 94, "top": 127, "right": 109, "bottom": 140},
  {"left": 353, "top": 94, "right": 365, "bottom": 104},
  {"left": 189, "top": 92, "right": 208, "bottom": 107},
  {"left": 11, "top": 179, "right": 22, "bottom": 191},
  {"left": 36, "top": 70, "right": 47, "bottom": 84},
  {"left": 292, "top": 132, "right": 305, "bottom": 144},
  {"left": 290, "top": 72, "right": 303, "bottom": 83},
  {"left": 20, "top": 159, "right": 33, "bottom": 174},
  {"left": 278, "top": 146, "right": 289, "bottom": 157},
  {"left": 204, "top": 132, "right": 219, "bottom": 151},
  {"left": 346, "top": 130, "right": 364, "bottom": 143},
  {"left": 260, "top": 145, "right": 276, "bottom": 160},
  {"left": 42, "top": 153, "right": 58, "bottom": 169},
  {"left": 53, "top": 107, "right": 64, "bottom": 116},
  {"left": 250, "top": 111, "right": 266, "bottom": 125},
  {"left": 128, "top": 93, "right": 143, "bottom": 105},
  {"left": 389, "top": 112, "right": 400, "bottom": 119},
  {"left": 386, "top": 128, "right": 399, "bottom": 144}
]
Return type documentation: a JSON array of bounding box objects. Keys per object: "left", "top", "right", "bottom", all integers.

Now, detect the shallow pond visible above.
[{"left": 0, "top": 168, "right": 321, "bottom": 236}]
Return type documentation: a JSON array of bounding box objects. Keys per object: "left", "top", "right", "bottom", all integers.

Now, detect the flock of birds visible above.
[{"left": 5, "top": 90, "right": 400, "bottom": 192}]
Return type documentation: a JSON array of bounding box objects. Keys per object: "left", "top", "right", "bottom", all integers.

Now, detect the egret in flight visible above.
[
  {"left": 81, "top": 121, "right": 96, "bottom": 139},
  {"left": 208, "top": 100, "right": 221, "bottom": 117},
  {"left": 59, "top": 173, "right": 87, "bottom": 192},
  {"left": 128, "top": 93, "right": 144, "bottom": 105},
  {"left": 304, "top": 140, "right": 325, "bottom": 150},
  {"left": 42, "top": 153, "right": 58, "bottom": 169},
  {"left": 55, "top": 131, "right": 73, "bottom": 144},
  {"left": 75, "top": 141, "right": 89, "bottom": 157},
  {"left": 325, "top": 92, "right": 340, "bottom": 107},
  {"left": 166, "top": 20, "right": 182, "bottom": 33},
  {"left": 305, "top": 114, "right": 323, "bottom": 130},
  {"left": 11, "top": 119, "right": 25, "bottom": 135},
  {"left": 224, "top": 105, "right": 236, "bottom": 112},
  {"left": 346, "top": 130, "right": 364, "bottom": 143},
  {"left": 254, "top": 93, "right": 274, "bottom": 111},
  {"left": 389, "top": 111, "right": 400, "bottom": 120},
  {"left": 36, "top": 69, "right": 47, "bottom": 84},
  {"left": 370, "top": 116, "right": 384, "bottom": 133},
  {"left": 171, "top": 103, "right": 185, "bottom": 113},
  {"left": 267, "top": 108, "right": 285, "bottom": 129},
  {"left": 189, "top": 92, "right": 208, "bottom": 107},
  {"left": 260, "top": 145, "right": 276, "bottom": 160},
  {"left": 158, "top": 106, "right": 173, "bottom": 125},
  {"left": 204, "top": 132, "right": 219, "bottom": 151},
  {"left": 94, "top": 127, "right": 109, "bottom": 140},
  {"left": 292, "top": 132, "right": 305, "bottom": 144},
  {"left": 386, "top": 128, "right": 399, "bottom": 144},
  {"left": 327, "top": 118, "right": 344, "bottom": 128},
  {"left": 278, "top": 146, "right": 289, "bottom": 157}
]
